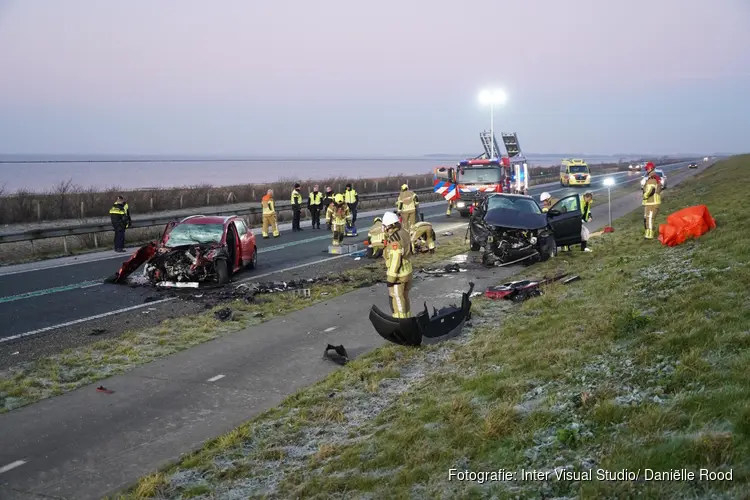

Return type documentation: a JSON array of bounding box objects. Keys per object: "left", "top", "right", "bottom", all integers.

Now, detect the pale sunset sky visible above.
[{"left": 0, "top": 0, "right": 748, "bottom": 155}]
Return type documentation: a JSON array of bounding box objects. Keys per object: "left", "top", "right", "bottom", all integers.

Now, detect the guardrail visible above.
[{"left": 0, "top": 187, "right": 438, "bottom": 244}]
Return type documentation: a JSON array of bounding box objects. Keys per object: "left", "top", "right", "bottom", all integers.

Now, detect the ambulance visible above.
[{"left": 559, "top": 158, "right": 592, "bottom": 187}]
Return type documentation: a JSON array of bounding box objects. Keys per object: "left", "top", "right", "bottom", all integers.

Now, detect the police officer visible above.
[
  {"left": 308, "top": 184, "right": 323, "bottom": 229},
  {"left": 381, "top": 211, "right": 414, "bottom": 319},
  {"left": 322, "top": 186, "right": 335, "bottom": 212},
  {"left": 562, "top": 192, "right": 593, "bottom": 252},
  {"left": 642, "top": 162, "right": 662, "bottom": 239},
  {"left": 291, "top": 182, "right": 303, "bottom": 231},
  {"left": 396, "top": 183, "right": 419, "bottom": 230},
  {"left": 261, "top": 189, "right": 280, "bottom": 238},
  {"left": 344, "top": 183, "right": 359, "bottom": 225},
  {"left": 109, "top": 195, "right": 131, "bottom": 252}
]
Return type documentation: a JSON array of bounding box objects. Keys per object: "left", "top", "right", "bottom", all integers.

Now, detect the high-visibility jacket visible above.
[
  {"left": 262, "top": 195, "right": 276, "bottom": 215},
  {"left": 581, "top": 197, "right": 593, "bottom": 222},
  {"left": 368, "top": 223, "right": 384, "bottom": 248},
  {"left": 397, "top": 190, "right": 418, "bottom": 212},
  {"left": 383, "top": 227, "right": 413, "bottom": 284},
  {"left": 344, "top": 188, "right": 358, "bottom": 205},
  {"left": 642, "top": 175, "right": 662, "bottom": 206},
  {"left": 410, "top": 221, "right": 433, "bottom": 244},
  {"left": 308, "top": 191, "right": 322, "bottom": 209},
  {"left": 325, "top": 202, "right": 352, "bottom": 226},
  {"left": 109, "top": 202, "right": 131, "bottom": 228},
  {"left": 291, "top": 189, "right": 303, "bottom": 208}
]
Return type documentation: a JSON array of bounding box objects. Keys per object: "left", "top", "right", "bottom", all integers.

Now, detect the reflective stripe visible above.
[
  {"left": 291, "top": 190, "right": 303, "bottom": 204},
  {"left": 262, "top": 197, "right": 275, "bottom": 214}
]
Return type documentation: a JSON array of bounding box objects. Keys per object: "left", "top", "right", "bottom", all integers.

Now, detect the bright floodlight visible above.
[
  {"left": 603, "top": 177, "right": 615, "bottom": 187},
  {"left": 479, "top": 89, "right": 507, "bottom": 105}
]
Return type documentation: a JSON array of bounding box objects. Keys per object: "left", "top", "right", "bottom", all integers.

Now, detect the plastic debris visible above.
[
  {"left": 214, "top": 308, "right": 234, "bottom": 321},
  {"left": 485, "top": 274, "right": 580, "bottom": 302},
  {"left": 323, "top": 344, "right": 349, "bottom": 365},
  {"left": 96, "top": 386, "right": 114, "bottom": 394}
]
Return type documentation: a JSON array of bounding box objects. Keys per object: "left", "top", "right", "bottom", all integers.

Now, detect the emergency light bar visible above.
[{"left": 512, "top": 161, "right": 529, "bottom": 192}]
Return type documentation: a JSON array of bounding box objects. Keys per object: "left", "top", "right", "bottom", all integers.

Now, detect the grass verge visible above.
[
  {"left": 0, "top": 236, "right": 469, "bottom": 414},
  {"left": 120, "top": 155, "right": 749, "bottom": 499}
]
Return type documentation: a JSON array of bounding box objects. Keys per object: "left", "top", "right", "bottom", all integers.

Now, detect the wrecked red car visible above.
[{"left": 108, "top": 215, "right": 258, "bottom": 287}]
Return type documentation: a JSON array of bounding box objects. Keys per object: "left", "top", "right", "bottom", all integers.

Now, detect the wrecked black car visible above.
[
  {"left": 107, "top": 215, "right": 258, "bottom": 287},
  {"left": 468, "top": 193, "right": 584, "bottom": 266}
]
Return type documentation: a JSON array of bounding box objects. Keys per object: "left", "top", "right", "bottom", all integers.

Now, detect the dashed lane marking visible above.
[
  {"left": 0, "top": 460, "right": 27, "bottom": 474},
  {"left": 207, "top": 374, "right": 226, "bottom": 382}
]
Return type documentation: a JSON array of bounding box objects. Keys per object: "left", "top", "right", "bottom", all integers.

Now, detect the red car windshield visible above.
[
  {"left": 165, "top": 223, "right": 224, "bottom": 246},
  {"left": 457, "top": 167, "right": 502, "bottom": 184}
]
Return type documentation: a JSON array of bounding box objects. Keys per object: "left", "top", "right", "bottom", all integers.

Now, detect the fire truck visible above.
[{"left": 433, "top": 131, "right": 530, "bottom": 217}]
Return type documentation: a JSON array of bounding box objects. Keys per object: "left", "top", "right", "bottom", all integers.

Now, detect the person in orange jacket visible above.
[{"left": 261, "top": 189, "right": 280, "bottom": 238}]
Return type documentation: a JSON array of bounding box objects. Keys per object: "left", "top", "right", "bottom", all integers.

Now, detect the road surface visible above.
[
  {"left": 0, "top": 163, "right": 691, "bottom": 347},
  {"left": 0, "top": 160, "right": 711, "bottom": 500}
]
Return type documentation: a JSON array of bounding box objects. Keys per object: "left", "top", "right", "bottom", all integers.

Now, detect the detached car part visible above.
[
  {"left": 485, "top": 273, "right": 580, "bottom": 302},
  {"left": 369, "top": 282, "right": 474, "bottom": 346}
]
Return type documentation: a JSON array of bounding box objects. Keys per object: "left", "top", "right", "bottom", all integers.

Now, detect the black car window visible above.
[{"left": 487, "top": 196, "right": 542, "bottom": 214}]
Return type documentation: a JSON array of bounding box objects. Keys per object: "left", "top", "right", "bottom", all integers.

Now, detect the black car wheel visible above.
[
  {"left": 539, "top": 235, "right": 557, "bottom": 262},
  {"left": 247, "top": 248, "right": 257, "bottom": 269},
  {"left": 215, "top": 258, "right": 230, "bottom": 285}
]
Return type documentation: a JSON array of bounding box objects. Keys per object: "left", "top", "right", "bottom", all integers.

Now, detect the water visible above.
[{"left": 0, "top": 155, "right": 639, "bottom": 192}]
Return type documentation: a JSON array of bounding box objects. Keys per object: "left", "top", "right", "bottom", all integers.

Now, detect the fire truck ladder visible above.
[
  {"left": 479, "top": 131, "right": 502, "bottom": 159},
  {"left": 500, "top": 132, "right": 522, "bottom": 158}
]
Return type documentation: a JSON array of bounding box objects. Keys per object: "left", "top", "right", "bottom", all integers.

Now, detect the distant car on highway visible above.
[
  {"left": 109, "top": 215, "right": 258, "bottom": 287},
  {"left": 629, "top": 162, "right": 643, "bottom": 171},
  {"left": 689, "top": 162, "right": 698, "bottom": 169},
  {"left": 641, "top": 169, "right": 667, "bottom": 190}
]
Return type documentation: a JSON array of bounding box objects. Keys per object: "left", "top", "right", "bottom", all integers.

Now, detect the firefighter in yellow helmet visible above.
[
  {"left": 261, "top": 189, "right": 280, "bottom": 238},
  {"left": 642, "top": 162, "right": 663, "bottom": 239},
  {"left": 396, "top": 183, "right": 419, "bottom": 230},
  {"left": 381, "top": 211, "right": 414, "bottom": 319},
  {"left": 325, "top": 193, "right": 352, "bottom": 246},
  {"left": 410, "top": 219, "right": 436, "bottom": 254},
  {"left": 366, "top": 216, "right": 385, "bottom": 258}
]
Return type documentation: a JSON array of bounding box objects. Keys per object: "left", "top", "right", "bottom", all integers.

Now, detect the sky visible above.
[{"left": 0, "top": 0, "right": 749, "bottom": 156}]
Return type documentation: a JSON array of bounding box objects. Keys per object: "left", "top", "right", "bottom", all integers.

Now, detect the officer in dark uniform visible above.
[
  {"left": 109, "top": 196, "right": 131, "bottom": 252},
  {"left": 291, "top": 182, "right": 303, "bottom": 231},
  {"left": 308, "top": 184, "right": 323, "bottom": 229}
]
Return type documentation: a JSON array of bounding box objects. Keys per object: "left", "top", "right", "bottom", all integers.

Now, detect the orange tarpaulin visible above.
[{"left": 658, "top": 205, "right": 716, "bottom": 246}]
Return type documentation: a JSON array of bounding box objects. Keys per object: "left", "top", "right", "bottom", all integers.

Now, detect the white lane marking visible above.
[
  {"left": 207, "top": 374, "right": 226, "bottom": 382},
  {"left": 0, "top": 298, "right": 176, "bottom": 344},
  {"left": 323, "top": 327, "right": 336, "bottom": 332},
  {"left": 0, "top": 460, "right": 27, "bottom": 474}
]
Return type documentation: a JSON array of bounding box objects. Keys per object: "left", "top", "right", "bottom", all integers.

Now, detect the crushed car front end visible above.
[
  {"left": 469, "top": 207, "right": 553, "bottom": 266},
  {"left": 145, "top": 243, "right": 230, "bottom": 287}
]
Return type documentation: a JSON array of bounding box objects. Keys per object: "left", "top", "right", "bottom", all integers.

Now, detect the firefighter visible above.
[
  {"left": 381, "top": 211, "right": 414, "bottom": 319},
  {"left": 540, "top": 192, "right": 558, "bottom": 213},
  {"left": 396, "top": 183, "right": 419, "bottom": 230},
  {"left": 366, "top": 216, "right": 385, "bottom": 258},
  {"left": 325, "top": 193, "right": 352, "bottom": 246},
  {"left": 642, "top": 162, "right": 662, "bottom": 239},
  {"left": 410, "top": 220, "right": 436, "bottom": 253},
  {"left": 344, "top": 183, "right": 359, "bottom": 225},
  {"left": 109, "top": 195, "right": 131, "bottom": 252},
  {"left": 291, "top": 182, "right": 303, "bottom": 231},
  {"left": 322, "top": 186, "right": 335, "bottom": 211},
  {"left": 261, "top": 189, "right": 280, "bottom": 238},
  {"left": 308, "top": 184, "right": 323, "bottom": 229},
  {"left": 446, "top": 199, "right": 454, "bottom": 216}
]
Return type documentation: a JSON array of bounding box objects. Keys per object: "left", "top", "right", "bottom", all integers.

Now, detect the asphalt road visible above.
[
  {"left": 0, "top": 160, "right": 711, "bottom": 500},
  {"left": 0, "top": 162, "right": 692, "bottom": 346}
]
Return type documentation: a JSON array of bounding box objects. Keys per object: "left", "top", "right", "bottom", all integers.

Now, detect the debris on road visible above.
[
  {"left": 214, "top": 308, "right": 234, "bottom": 321},
  {"left": 419, "top": 263, "right": 467, "bottom": 276},
  {"left": 370, "top": 282, "right": 474, "bottom": 347},
  {"left": 484, "top": 273, "right": 581, "bottom": 302},
  {"left": 442, "top": 231, "right": 454, "bottom": 236},
  {"left": 96, "top": 385, "right": 114, "bottom": 394},
  {"left": 90, "top": 328, "right": 107, "bottom": 336},
  {"left": 323, "top": 344, "right": 349, "bottom": 365}
]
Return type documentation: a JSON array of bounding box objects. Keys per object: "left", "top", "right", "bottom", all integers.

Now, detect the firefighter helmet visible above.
[
  {"left": 373, "top": 216, "right": 382, "bottom": 223},
  {"left": 401, "top": 183, "right": 408, "bottom": 191},
  {"left": 540, "top": 192, "right": 551, "bottom": 202},
  {"left": 382, "top": 211, "right": 400, "bottom": 227},
  {"left": 334, "top": 193, "right": 344, "bottom": 204},
  {"left": 645, "top": 162, "right": 655, "bottom": 172}
]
